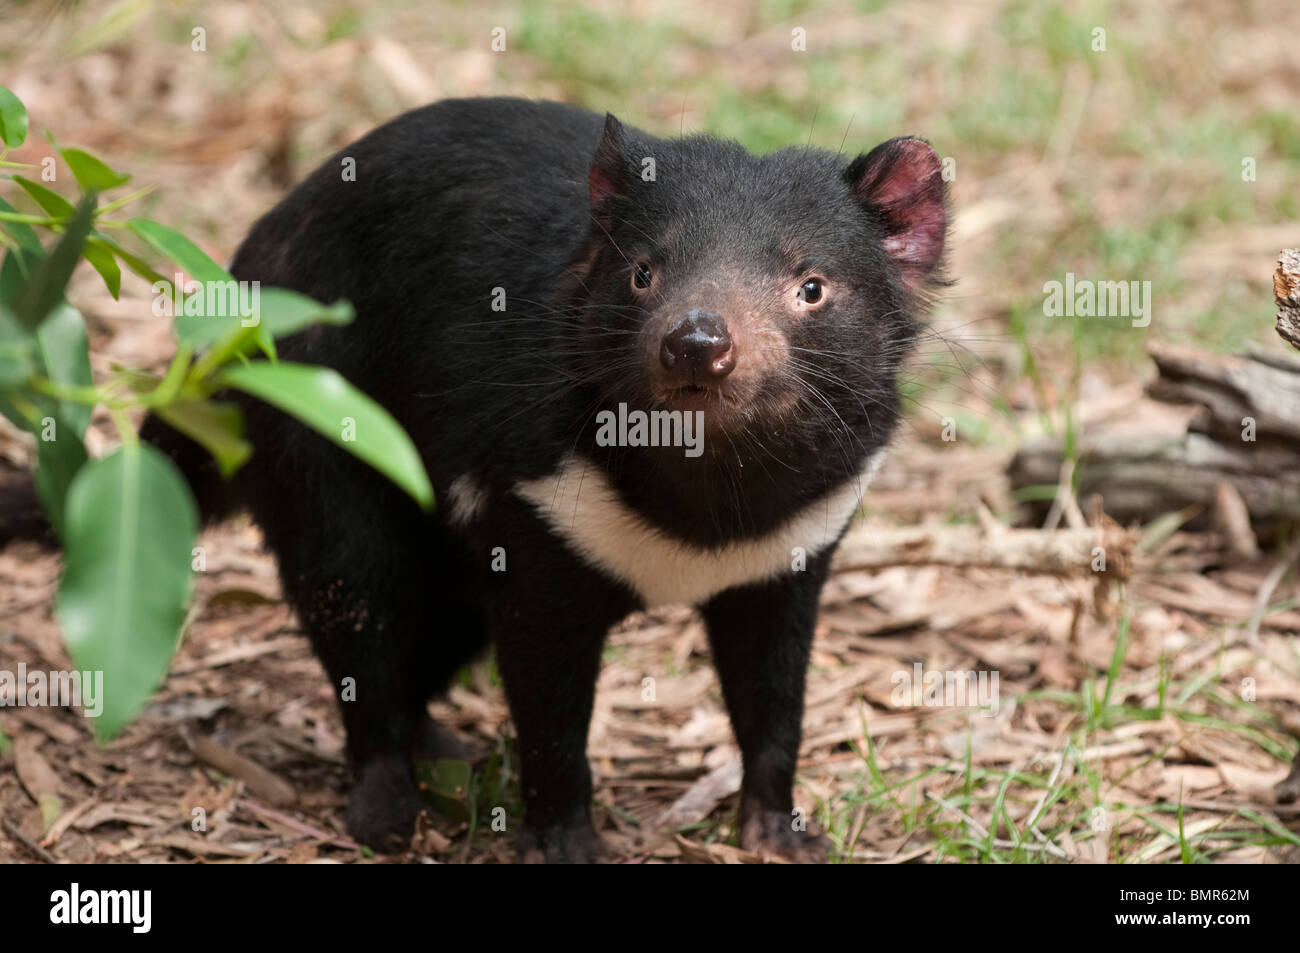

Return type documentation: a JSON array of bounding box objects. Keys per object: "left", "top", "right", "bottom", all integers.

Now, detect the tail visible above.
[{"left": 0, "top": 414, "right": 241, "bottom": 549}]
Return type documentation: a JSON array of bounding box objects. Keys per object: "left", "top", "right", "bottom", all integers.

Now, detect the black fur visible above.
[{"left": 136, "top": 97, "right": 946, "bottom": 860}]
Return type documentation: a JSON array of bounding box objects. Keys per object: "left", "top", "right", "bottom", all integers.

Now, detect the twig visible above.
[
  {"left": 1039, "top": 739, "right": 1148, "bottom": 765},
  {"left": 925, "top": 790, "right": 991, "bottom": 838},
  {"left": 1178, "top": 797, "right": 1300, "bottom": 817},
  {"left": 236, "top": 798, "right": 359, "bottom": 850},
  {"left": 1042, "top": 458, "right": 1085, "bottom": 532},
  {"left": 1244, "top": 534, "right": 1300, "bottom": 647},
  {"left": 180, "top": 727, "right": 297, "bottom": 807},
  {"left": 851, "top": 844, "right": 936, "bottom": 863},
  {"left": 2, "top": 815, "right": 58, "bottom": 864},
  {"left": 1024, "top": 745, "right": 1070, "bottom": 840}
]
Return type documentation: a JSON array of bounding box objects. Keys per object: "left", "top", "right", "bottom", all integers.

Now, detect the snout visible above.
[{"left": 659, "top": 309, "right": 736, "bottom": 385}]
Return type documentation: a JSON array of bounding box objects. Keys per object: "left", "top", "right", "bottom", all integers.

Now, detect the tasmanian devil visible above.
[{"left": 117, "top": 97, "right": 948, "bottom": 861}]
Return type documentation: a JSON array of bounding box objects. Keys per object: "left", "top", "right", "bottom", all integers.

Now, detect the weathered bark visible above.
[
  {"left": 1009, "top": 251, "right": 1300, "bottom": 527},
  {"left": 1275, "top": 248, "right": 1300, "bottom": 351},
  {"left": 1146, "top": 340, "right": 1300, "bottom": 444},
  {"left": 1010, "top": 428, "right": 1300, "bottom": 525}
]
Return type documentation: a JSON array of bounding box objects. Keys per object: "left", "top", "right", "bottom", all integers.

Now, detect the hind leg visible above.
[
  {"left": 338, "top": 608, "right": 486, "bottom": 848},
  {"left": 255, "top": 461, "right": 482, "bottom": 850},
  {"left": 286, "top": 564, "right": 458, "bottom": 851},
  {"left": 407, "top": 596, "right": 488, "bottom": 766}
]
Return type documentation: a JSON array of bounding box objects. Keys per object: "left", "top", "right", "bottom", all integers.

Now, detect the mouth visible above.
[{"left": 657, "top": 383, "right": 740, "bottom": 414}]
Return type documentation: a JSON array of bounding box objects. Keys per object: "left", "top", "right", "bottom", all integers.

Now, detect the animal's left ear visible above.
[
  {"left": 588, "top": 114, "right": 634, "bottom": 214},
  {"left": 844, "top": 137, "right": 947, "bottom": 290}
]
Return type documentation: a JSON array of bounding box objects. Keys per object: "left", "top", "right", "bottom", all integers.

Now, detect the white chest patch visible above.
[
  {"left": 514, "top": 452, "right": 884, "bottom": 607},
  {"left": 447, "top": 473, "right": 489, "bottom": 527}
]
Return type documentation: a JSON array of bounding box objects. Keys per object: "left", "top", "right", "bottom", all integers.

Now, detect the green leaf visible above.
[
  {"left": 221, "top": 361, "right": 434, "bottom": 510},
  {"left": 129, "top": 218, "right": 236, "bottom": 345},
  {"left": 60, "top": 148, "right": 131, "bottom": 193},
  {"left": 83, "top": 237, "right": 122, "bottom": 298},
  {"left": 169, "top": 284, "right": 259, "bottom": 348},
  {"left": 414, "top": 758, "right": 473, "bottom": 823},
  {"left": 34, "top": 301, "right": 94, "bottom": 438},
  {"left": 32, "top": 415, "right": 88, "bottom": 540},
  {"left": 0, "top": 297, "right": 34, "bottom": 430},
  {"left": 91, "top": 231, "right": 165, "bottom": 286},
  {"left": 0, "top": 86, "right": 29, "bottom": 149},
  {"left": 127, "top": 217, "right": 229, "bottom": 284},
  {"left": 38, "top": 792, "right": 63, "bottom": 832},
  {"left": 115, "top": 366, "right": 160, "bottom": 394},
  {"left": 175, "top": 286, "right": 354, "bottom": 349},
  {"left": 0, "top": 243, "right": 95, "bottom": 542},
  {"left": 0, "top": 338, "right": 31, "bottom": 385},
  {"left": 56, "top": 443, "right": 198, "bottom": 740},
  {"left": 0, "top": 196, "right": 41, "bottom": 251},
  {"left": 13, "top": 192, "right": 96, "bottom": 331},
  {"left": 253, "top": 324, "right": 277, "bottom": 360},
  {"left": 13, "top": 176, "right": 76, "bottom": 218},
  {"left": 153, "top": 399, "right": 253, "bottom": 478},
  {"left": 0, "top": 245, "right": 37, "bottom": 305},
  {"left": 0, "top": 249, "right": 94, "bottom": 438},
  {"left": 129, "top": 221, "right": 310, "bottom": 350},
  {"left": 254, "top": 289, "right": 354, "bottom": 339}
]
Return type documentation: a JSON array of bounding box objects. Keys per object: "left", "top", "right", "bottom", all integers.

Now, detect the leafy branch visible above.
[{"left": 0, "top": 86, "right": 433, "bottom": 741}]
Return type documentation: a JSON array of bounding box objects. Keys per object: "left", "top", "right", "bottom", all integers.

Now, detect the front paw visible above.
[
  {"left": 739, "top": 807, "right": 831, "bottom": 863},
  {"left": 518, "top": 821, "right": 612, "bottom": 864}
]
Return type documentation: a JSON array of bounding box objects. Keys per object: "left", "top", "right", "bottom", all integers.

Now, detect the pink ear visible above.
[
  {"left": 588, "top": 114, "right": 631, "bottom": 211},
  {"left": 844, "top": 137, "right": 947, "bottom": 289}
]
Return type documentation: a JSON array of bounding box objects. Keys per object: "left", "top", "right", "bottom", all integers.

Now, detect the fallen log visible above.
[
  {"left": 1009, "top": 428, "right": 1300, "bottom": 526},
  {"left": 1009, "top": 248, "right": 1300, "bottom": 528},
  {"left": 1146, "top": 340, "right": 1300, "bottom": 444}
]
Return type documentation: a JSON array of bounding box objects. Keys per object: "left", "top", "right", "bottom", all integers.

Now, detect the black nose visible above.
[{"left": 660, "top": 309, "right": 735, "bottom": 383}]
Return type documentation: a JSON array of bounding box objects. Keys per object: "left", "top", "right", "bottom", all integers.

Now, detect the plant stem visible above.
[
  {"left": 27, "top": 376, "right": 105, "bottom": 405},
  {"left": 154, "top": 343, "right": 194, "bottom": 403},
  {"left": 0, "top": 211, "right": 64, "bottom": 226},
  {"left": 189, "top": 326, "right": 256, "bottom": 384},
  {"left": 111, "top": 407, "right": 138, "bottom": 445},
  {"left": 97, "top": 185, "right": 156, "bottom": 215}
]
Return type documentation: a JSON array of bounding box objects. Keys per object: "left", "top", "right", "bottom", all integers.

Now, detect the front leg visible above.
[
  {"left": 485, "top": 550, "right": 636, "bottom": 863},
  {"left": 700, "top": 555, "right": 833, "bottom": 862}
]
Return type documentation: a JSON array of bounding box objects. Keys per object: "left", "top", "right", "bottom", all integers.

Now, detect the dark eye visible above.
[
  {"left": 798, "top": 278, "right": 823, "bottom": 304},
  {"left": 632, "top": 263, "right": 653, "bottom": 290}
]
